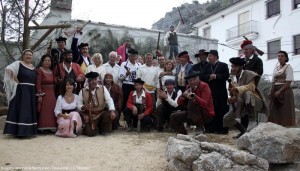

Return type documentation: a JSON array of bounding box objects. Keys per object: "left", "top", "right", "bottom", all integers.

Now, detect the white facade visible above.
[{"left": 194, "top": 0, "right": 300, "bottom": 81}]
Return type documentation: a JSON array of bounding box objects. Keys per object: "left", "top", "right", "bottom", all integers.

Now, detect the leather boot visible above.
[{"left": 233, "top": 122, "right": 246, "bottom": 138}]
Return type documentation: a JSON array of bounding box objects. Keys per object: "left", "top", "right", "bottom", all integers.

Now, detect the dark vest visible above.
[
  {"left": 162, "top": 89, "right": 180, "bottom": 111},
  {"left": 168, "top": 32, "right": 178, "bottom": 45}
]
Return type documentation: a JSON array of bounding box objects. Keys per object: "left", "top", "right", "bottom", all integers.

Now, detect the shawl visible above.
[{"left": 4, "top": 61, "right": 20, "bottom": 104}]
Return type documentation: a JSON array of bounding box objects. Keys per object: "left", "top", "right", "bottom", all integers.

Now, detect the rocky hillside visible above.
[{"left": 152, "top": 0, "right": 242, "bottom": 33}]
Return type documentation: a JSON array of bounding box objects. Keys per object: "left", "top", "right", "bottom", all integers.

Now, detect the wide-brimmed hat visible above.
[
  {"left": 184, "top": 70, "right": 201, "bottom": 80},
  {"left": 86, "top": 72, "right": 99, "bottom": 79},
  {"left": 128, "top": 48, "right": 138, "bottom": 55},
  {"left": 55, "top": 36, "right": 67, "bottom": 42},
  {"left": 78, "top": 43, "right": 89, "bottom": 49},
  {"left": 133, "top": 78, "right": 144, "bottom": 84},
  {"left": 208, "top": 50, "right": 218, "bottom": 57},
  {"left": 229, "top": 57, "right": 246, "bottom": 66}
]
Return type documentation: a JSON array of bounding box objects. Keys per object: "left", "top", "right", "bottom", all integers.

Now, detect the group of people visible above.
[{"left": 3, "top": 31, "right": 296, "bottom": 139}]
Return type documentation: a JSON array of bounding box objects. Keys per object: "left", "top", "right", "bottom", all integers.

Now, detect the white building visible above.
[{"left": 193, "top": 0, "right": 300, "bottom": 81}]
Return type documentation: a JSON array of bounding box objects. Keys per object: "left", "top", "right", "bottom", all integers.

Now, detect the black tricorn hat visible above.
[
  {"left": 128, "top": 48, "right": 138, "bottom": 55},
  {"left": 78, "top": 43, "right": 89, "bottom": 49},
  {"left": 56, "top": 36, "right": 67, "bottom": 42},
  {"left": 194, "top": 54, "right": 199, "bottom": 58},
  {"left": 199, "top": 49, "right": 209, "bottom": 56},
  {"left": 86, "top": 72, "right": 99, "bottom": 79},
  {"left": 133, "top": 78, "right": 144, "bottom": 84},
  {"left": 229, "top": 57, "right": 246, "bottom": 66},
  {"left": 184, "top": 70, "right": 201, "bottom": 80},
  {"left": 61, "top": 49, "right": 73, "bottom": 56}
]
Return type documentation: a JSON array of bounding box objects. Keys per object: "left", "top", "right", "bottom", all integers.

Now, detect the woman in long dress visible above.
[
  {"left": 3, "top": 49, "right": 37, "bottom": 137},
  {"left": 54, "top": 78, "right": 82, "bottom": 137},
  {"left": 85, "top": 53, "right": 106, "bottom": 84},
  {"left": 36, "top": 54, "right": 57, "bottom": 132},
  {"left": 103, "top": 73, "right": 123, "bottom": 130},
  {"left": 268, "top": 51, "right": 295, "bottom": 126}
]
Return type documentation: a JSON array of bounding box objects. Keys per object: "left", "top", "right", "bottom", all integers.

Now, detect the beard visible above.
[{"left": 65, "top": 58, "right": 72, "bottom": 63}]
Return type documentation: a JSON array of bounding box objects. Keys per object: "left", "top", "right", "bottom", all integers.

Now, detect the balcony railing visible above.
[{"left": 226, "top": 20, "right": 258, "bottom": 41}]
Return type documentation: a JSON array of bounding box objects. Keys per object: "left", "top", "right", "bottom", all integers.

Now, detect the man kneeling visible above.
[
  {"left": 224, "top": 57, "right": 268, "bottom": 138},
  {"left": 170, "top": 71, "right": 214, "bottom": 135},
  {"left": 78, "top": 72, "right": 117, "bottom": 136}
]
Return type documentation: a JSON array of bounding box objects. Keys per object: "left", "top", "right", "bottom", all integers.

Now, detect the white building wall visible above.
[{"left": 194, "top": 0, "right": 300, "bottom": 81}]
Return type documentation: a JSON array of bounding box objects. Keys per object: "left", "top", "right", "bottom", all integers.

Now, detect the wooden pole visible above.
[{"left": 23, "top": 0, "right": 30, "bottom": 50}]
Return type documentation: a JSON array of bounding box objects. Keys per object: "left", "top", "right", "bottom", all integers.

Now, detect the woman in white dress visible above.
[
  {"left": 54, "top": 78, "right": 82, "bottom": 138},
  {"left": 85, "top": 53, "right": 106, "bottom": 84}
]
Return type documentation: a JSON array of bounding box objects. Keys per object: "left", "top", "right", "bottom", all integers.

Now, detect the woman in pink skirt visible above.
[{"left": 54, "top": 78, "right": 82, "bottom": 137}]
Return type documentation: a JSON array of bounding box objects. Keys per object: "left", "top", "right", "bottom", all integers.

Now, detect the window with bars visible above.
[
  {"left": 203, "top": 26, "right": 211, "bottom": 39},
  {"left": 294, "top": 34, "right": 300, "bottom": 55},
  {"left": 294, "top": 0, "right": 300, "bottom": 9},
  {"left": 266, "top": 0, "right": 280, "bottom": 18},
  {"left": 267, "top": 39, "right": 281, "bottom": 60}
]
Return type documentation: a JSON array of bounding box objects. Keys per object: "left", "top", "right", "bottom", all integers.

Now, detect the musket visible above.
[
  {"left": 137, "top": 119, "right": 141, "bottom": 133},
  {"left": 64, "top": 20, "right": 91, "bottom": 37},
  {"left": 88, "top": 102, "right": 95, "bottom": 130},
  {"left": 243, "top": 36, "right": 264, "bottom": 56},
  {"left": 177, "top": 7, "right": 185, "bottom": 24},
  {"left": 156, "top": 32, "right": 161, "bottom": 52},
  {"left": 228, "top": 78, "right": 237, "bottom": 112}
]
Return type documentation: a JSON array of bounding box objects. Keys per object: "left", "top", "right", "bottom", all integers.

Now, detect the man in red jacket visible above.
[
  {"left": 170, "top": 70, "right": 214, "bottom": 135},
  {"left": 123, "top": 78, "right": 153, "bottom": 132}
]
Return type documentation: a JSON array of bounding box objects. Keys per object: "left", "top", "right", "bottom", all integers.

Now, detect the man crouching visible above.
[
  {"left": 78, "top": 72, "right": 117, "bottom": 136},
  {"left": 170, "top": 70, "right": 215, "bottom": 135}
]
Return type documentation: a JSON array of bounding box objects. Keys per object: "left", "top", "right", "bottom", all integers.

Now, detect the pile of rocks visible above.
[{"left": 165, "top": 122, "right": 300, "bottom": 171}]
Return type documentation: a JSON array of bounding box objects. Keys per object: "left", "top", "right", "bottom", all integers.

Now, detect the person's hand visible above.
[
  {"left": 158, "top": 90, "right": 167, "bottom": 99},
  {"left": 83, "top": 103, "right": 92, "bottom": 111},
  {"left": 228, "top": 97, "right": 237, "bottom": 104},
  {"left": 138, "top": 113, "right": 144, "bottom": 120},
  {"left": 125, "top": 70, "right": 131, "bottom": 76},
  {"left": 62, "top": 113, "right": 69, "bottom": 119},
  {"left": 76, "top": 75, "right": 84, "bottom": 82},
  {"left": 38, "top": 96, "right": 42, "bottom": 103},
  {"left": 132, "top": 106, "right": 138, "bottom": 115},
  {"left": 182, "top": 92, "right": 189, "bottom": 99},
  {"left": 110, "top": 111, "right": 116, "bottom": 120},
  {"left": 228, "top": 87, "right": 238, "bottom": 96},
  {"left": 209, "top": 74, "right": 216, "bottom": 81},
  {"left": 274, "top": 90, "right": 281, "bottom": 97}
]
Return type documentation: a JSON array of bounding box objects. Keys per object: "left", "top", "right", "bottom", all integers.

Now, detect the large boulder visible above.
[{"left": 236, "top": 122, "right": 300, "bottom": 164}]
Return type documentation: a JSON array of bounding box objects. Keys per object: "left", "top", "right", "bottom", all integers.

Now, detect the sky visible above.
[{"left": 72, "top": 0, "right": 208, "bottom": 29}]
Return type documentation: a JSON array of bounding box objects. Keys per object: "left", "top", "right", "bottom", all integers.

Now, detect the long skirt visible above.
[
  {"left": 268, "top": 85, "right": 295, "bottom": 127},
  {"left": 55, "top": 112, "right": 82, "bottom": 138}
]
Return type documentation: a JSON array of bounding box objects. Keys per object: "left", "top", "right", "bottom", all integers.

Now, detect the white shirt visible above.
[
  {"left": 156, "top": 89, "right": 182, "bottom": 108},
  {"left": 119, "top": 61, "right": 140, "bottom": 85},
  {"left": 136, "top": 64, "right": 158, "bottom": 93},
  {"left": 54, "top": 94, "right": 79, "bottom": 117},
  {"left": 133, "top": 90, "right": 146, "bottom": 104},
  {"left": 77, "top": 85, "right": 115, "bottom": 111},
  {"left": 272, "top": 64, "right": 294, "bottom": 84},
  {"left": 103, "top": 62, "right": 120, "bottom": 84}
]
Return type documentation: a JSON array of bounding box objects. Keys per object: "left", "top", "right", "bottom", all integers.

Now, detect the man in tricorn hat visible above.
[
  {"left": 71, "top": 31, "right": 91, "bottom": 73},
  {"left": 241, "top": 39, "right": 263, "bottom": 76},
  {"left": 123, "top": 78, "right": 153, "bottom": 132},
  {"left": 77, "top": 71, "right": 117, "bottom": 136},
  {"left": 51, "top": 36, "right": 68, "bottom": 69},
  {"left": 53, "top": 50, "right": 85, "bottom": 95},
  {"left": 223, "top": 57, "right": 268, "bottom": 138},
  {"left": 170, "top": 70, "right": 214, "bottom": 135}
]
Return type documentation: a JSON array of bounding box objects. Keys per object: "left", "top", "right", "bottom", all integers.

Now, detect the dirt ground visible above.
[{"left": 0, "top": 115, "right": 236, "bottom": 171}]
